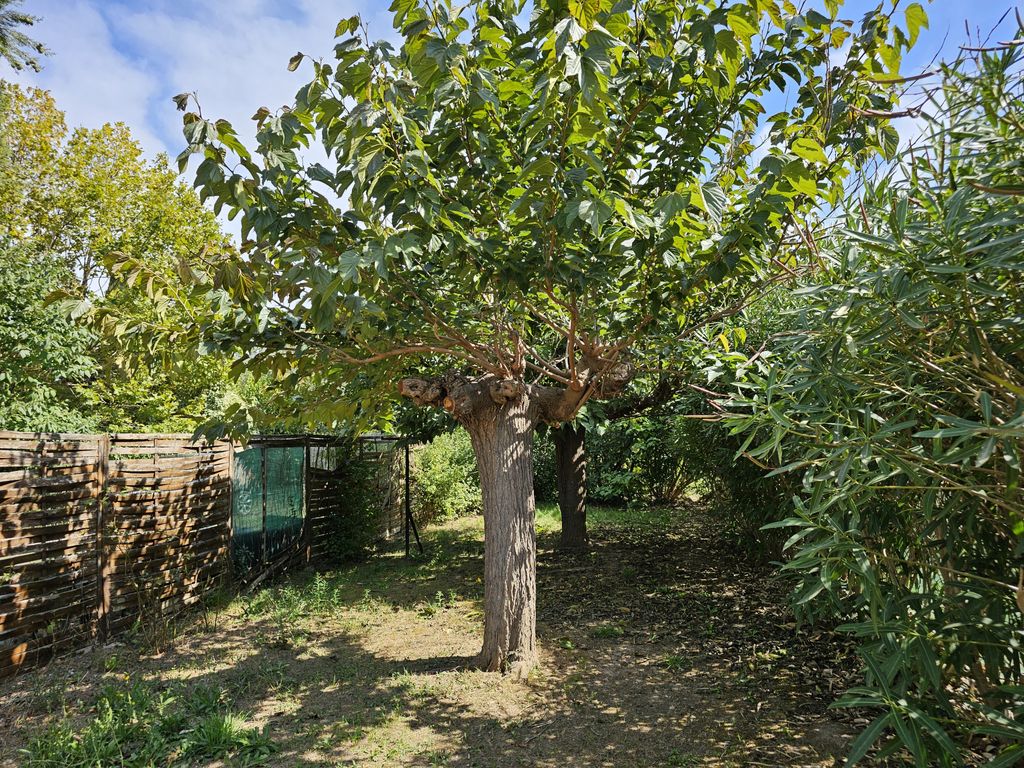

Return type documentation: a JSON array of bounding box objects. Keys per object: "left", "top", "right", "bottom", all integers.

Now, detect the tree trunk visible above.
[
  {"left": 465, "top": 395, "right": 538, "bottom": 675},
  {"left": 397, "top": 368, "right": 636, "bottom": 676},
  {"left": 553, "top": 423, "right": 588, "bottom": 551}
]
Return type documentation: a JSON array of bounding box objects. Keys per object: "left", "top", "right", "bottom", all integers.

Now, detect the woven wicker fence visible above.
[{"left": 0, "top": 431, "right": 404, "bottom": 678}]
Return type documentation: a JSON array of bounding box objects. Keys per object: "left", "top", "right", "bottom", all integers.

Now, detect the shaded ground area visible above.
[{"left": 0, "top": 505, "right": 866, "bottom": 767}]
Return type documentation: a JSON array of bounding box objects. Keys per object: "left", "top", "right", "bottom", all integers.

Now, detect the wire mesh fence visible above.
[{"left": 230, "top": 435, "right": 409, "bottom": 581}]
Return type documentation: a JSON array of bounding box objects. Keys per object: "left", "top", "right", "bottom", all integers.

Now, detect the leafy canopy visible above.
[
  {"left": 0, "top": 82, "right": 230, "bottom": 432},
  {"left": 151, "top": 0, "right": 920, "bottom": 433}
]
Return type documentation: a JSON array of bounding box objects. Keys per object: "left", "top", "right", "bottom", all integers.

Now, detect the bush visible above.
[
  {"left": 412, "top": 429, "right": 481, "bottom": 521},
  {"left": 533, "top": 406, "right": 786, "bottom": 551},
  {"left": 726, "top": 49, "right": 1024, "bottom": 767}
]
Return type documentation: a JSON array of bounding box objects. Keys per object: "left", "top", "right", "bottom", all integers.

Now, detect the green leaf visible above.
[
  {"left": 784, "top": 161, "right": 818, "bottom": 196},
  {"left": 335, "top": 15, "right": 360, "bottom": 37},
  {"left": 578, "top": 198, "right": 612, "bottom": 237},
  {"left": 653, "top": 192, "right": 689, "bottom": 224},
  {"left": 791, "top": 137, "right": 828, "bottom": 165},
  {"left": 845, "top": 715, "right": 890, "bottom": 766},
  {"left": 904, "top": 3, "right": 928, "bottom": 47}
]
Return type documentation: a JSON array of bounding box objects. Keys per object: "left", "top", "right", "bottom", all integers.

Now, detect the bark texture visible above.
[
  {"left": 553, "top": 423, "right": 588, "bottom": 551},
  {"left": 397, "top": 364, "right": 634, "bottom": 675},
  {"left": 468, "top": 396, "right": 537, "bottom": 673},
  {"left": 399, "top": 374, "right": 540, "bottom": 673}
]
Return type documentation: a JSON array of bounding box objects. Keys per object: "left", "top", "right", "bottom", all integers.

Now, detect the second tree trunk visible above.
[{"left": 553, "top": 423, "right": 588, "bottom": 551}]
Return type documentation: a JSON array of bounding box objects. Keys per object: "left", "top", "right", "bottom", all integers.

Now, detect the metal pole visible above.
[
  {"left": 404, "top": 443, "right": 411, "bottom": 558},
  {"left": 260, "top": 445, "right": 268, "bottom": 568},
  {"left": 404, "top": 442, "right": 423, "bottom": 556}
]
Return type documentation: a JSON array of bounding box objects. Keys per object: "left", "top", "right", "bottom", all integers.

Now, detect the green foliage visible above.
[
  {"left": 114, "top": 0, "right": 916, "bottom": 439},
  {"left": 727, "top": 46, "right": 1024, "bottom": 766},
  {"left": 0, "top": 243, "right": 96, "bottom": 431},
  {"left": 534, "top": 407, "right": 785, "bottom": 544},
  {"left": 413, "top": 429, "right": 481, "bottom": 521},
  {"left": 532, "top": 430, "right": 557, "bottom": 502},
  {"left": 0, "top": 0, "right": 47, "bottom": 72},
  {"left": 322, "top": 443, "right": 395, "bottom": 562},
  {"left": 0, "top": 80, "right": 232, "bottom": 433},
  {"left": 22, "top": 681, "right": 275, "bottom": 767}
]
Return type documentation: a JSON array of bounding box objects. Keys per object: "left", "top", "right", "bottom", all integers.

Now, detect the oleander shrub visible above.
[{"left": 727, "top": 47, "right": 1024, "bottom": 766}]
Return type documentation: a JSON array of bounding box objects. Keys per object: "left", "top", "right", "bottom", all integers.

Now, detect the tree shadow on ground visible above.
[{"left": 0, "top": 507, "right": 863, "bottom": 767}]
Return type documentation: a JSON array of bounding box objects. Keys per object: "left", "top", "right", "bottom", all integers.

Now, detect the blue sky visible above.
[{"left": 2, "top": 1, "right": 1019, "bottom": 161}]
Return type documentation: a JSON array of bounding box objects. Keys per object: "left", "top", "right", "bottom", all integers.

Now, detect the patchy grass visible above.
[
  {"left": 20, "top": 681, "right": 274, "bottom": 767},
  {"left": 1, "top": 505, "right": 863, "bottom": 767}
]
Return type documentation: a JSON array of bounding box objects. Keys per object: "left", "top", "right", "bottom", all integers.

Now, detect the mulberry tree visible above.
[{"left": 154, "top": 0, "right": 918, "bottom": 673}]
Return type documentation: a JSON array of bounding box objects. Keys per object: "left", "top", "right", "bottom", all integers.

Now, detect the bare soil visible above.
[{"left": 0, "top": 506, "right": 866, "bottom": 767}]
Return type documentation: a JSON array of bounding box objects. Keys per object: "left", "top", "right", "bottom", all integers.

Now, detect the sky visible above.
[{"left": 2, "top": 0, "right": 1020, "bottom": 164}]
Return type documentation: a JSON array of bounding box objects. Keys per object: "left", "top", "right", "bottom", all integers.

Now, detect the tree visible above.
[
  {"left": 0, "top": 0, "right": 47, "bottom": 72},
  {"left": 551, "top": 371, "right": 678, "bottom": 550},
  {"left": 148, "top": 0, "right": 917, "bottom": 673},
  {"left": 0, "top": 81, "right": 64, "bottom": 238},
  {"left": 0, "top": 242, "right": 95, "bottom": 431},
  {"left": 0, "top": 82, "right": 231, "bottom": 432}
]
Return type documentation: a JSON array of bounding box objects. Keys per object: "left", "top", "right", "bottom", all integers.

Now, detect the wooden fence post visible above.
[{"left": 94, "top": 433, "right": 111, "bottom": 640}]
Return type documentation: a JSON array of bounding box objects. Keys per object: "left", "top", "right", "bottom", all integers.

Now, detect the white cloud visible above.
[
  {"left": 6, "top": 0, "right": 165, "bottom": 156},
  {"left": 4, "top": 0, "right": 396, "bottom": 159},
  {"left": 2, "top": 0, "right": 397, "bottom": 239}
]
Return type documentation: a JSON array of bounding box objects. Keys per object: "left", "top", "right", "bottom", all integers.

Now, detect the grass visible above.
[
  {"left": 534, "top": 501, "right": 676, "bottom": 532},
  {"left": 21, "top": 682, "right": 274, "bottom": 767},
  {"left": 1, "top": 504, "right": 862, "bottom": 768}
]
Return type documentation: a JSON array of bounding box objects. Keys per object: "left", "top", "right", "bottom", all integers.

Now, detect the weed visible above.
[
  {"left": 199, "top": 585, "right": 233, "bottom": 633},
  {"left": 591, "top": 623, "right": 625, "bottom": 639},
  {"left": 417, "top": 589, "right": 458, "bottom": 618},
  {"left": 660, "top": 654, "right": 688, "bottom": 672},
  {"left": 20, "top": 680, "right": 276, "bottom": 767},
  {"left": 28, "top": 678, "right": 68, "bottom": 715}
]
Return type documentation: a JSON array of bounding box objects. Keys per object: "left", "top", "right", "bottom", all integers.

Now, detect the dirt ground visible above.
[{"left": 0, "top": 505, "right": 868, "bottom": 767}]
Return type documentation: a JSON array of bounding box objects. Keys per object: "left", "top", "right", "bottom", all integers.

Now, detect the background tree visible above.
[
  {"left": 0, "top": 0, "right": 47, "bottom": 72},
  {"left": 0, "top": 81, "right": 230, "bottom": 431},
  {"left": 133, "top": 0, "right": 917, "bottom": 673}
]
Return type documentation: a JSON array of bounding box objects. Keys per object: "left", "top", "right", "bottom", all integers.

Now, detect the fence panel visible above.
[
  {"left": 0, "top": 430, "right": 409, "bottom": 678},
  {"left": 264, "top": 446, "right": 305, "bottom": 561},
  {"left": 307, "top": 439, "right": 345, "bottom": 560},
  {"left": 103, "top": 435, "right": 231, "bottom": 636},
  {"left": 0, "top": 433, "right": 102, "bottom": 677},
  {"left": 230, "top": 445, "right": 264, "bottom": 577}
]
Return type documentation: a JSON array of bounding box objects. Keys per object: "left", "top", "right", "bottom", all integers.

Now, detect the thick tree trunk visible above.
[
  {"left": 553, "top": 423, "right": 588, "bottom": 551},
  {"left": 465, "top": 395, "right": 538, "bottom": 675},
  {"left": 397, "top": 365, "right": 635, "bottom": 676}
]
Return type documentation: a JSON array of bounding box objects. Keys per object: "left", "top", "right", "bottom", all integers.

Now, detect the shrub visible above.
[
  {"left": 412, "top": 429, "right": 481, "bottom": 521},
  {"left": 727, "top": 48, "right": 1024, "bottom": 766}
]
